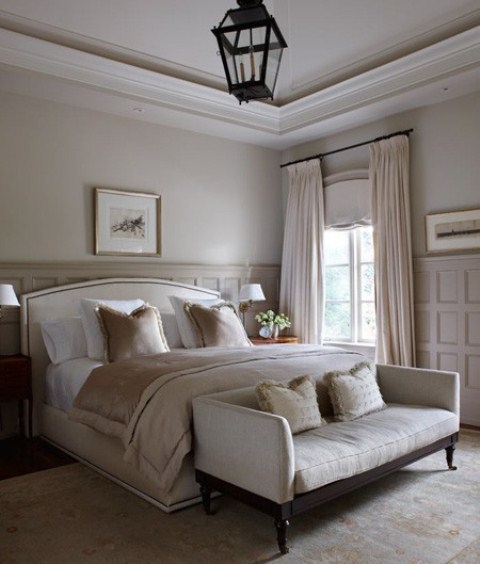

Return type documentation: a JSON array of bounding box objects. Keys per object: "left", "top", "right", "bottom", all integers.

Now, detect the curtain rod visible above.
[{"left": 280, "top": 128, "right": 414, "bottom": 169}]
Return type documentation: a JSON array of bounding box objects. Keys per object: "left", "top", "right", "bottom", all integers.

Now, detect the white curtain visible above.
[
  {"left": 279, "top": 159, "right": 324, "bottom": 343},
  {"left": 369, "top": 135, "right": 416, "bottom": 366}
]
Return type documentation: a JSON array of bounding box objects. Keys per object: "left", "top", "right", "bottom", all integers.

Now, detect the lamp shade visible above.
[
  {"left": 212, "top": 0, "right": 287, "bottom": 104},
  {"left": 0, "top": 284, "right": 20, "bottom": 307},
  {"left": 239, "top": 283, "right": 265, "bottom": 302}
]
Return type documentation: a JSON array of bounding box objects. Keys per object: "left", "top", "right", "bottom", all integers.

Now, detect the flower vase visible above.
[{"left": 272, "top": 325, "right": 279, "bottom": 339}]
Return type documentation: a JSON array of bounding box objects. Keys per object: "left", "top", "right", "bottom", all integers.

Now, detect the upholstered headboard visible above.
[{"left": 20, "top": 277, "right": 220, "bottom": 434}]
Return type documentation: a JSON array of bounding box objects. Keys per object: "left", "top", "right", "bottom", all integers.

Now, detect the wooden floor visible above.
[{"left": 0, "top": 435, "right": 75, "bottom": 480}]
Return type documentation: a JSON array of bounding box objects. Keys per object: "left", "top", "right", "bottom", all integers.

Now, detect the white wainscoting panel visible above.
[
  {"left": 0, "top": 260, "right": 281, "bottom": 353},
  {"left": 414, "top": 255, "right": 480, "bottom": 426}
]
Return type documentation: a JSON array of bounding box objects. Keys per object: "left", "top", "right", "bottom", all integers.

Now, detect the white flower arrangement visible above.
[{"left": 255, "top": 310, "right": 291, "bottom": 331}]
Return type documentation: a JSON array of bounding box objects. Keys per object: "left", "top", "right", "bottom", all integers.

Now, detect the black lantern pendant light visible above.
[{"left": 212, "top": 0, "right": 288, "bottom": 104}]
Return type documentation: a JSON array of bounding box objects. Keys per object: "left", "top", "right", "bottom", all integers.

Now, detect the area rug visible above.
[{"left": 1, "top": 430, "right": 479, "bottom": 564}]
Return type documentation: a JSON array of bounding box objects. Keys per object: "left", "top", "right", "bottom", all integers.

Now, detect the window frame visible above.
[{"left": 323, "top": 226, "right": 375, "bottom": 345}]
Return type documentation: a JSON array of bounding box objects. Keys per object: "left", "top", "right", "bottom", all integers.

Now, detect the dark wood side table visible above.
[
  {"left": 0, "top": 354, "right": 32, "bottom": 438},
  {"left": 250, "top": 336, "right": 299, "bottom": 345}
]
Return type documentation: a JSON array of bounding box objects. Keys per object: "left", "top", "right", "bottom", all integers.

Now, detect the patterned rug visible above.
[{"left": 1, "top": 429, "right": 479, "bottom": 563}]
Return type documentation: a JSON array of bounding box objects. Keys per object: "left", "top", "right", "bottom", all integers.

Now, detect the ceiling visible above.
[{"left": 0, "top": 0, "right": 479, "bottom": 149}]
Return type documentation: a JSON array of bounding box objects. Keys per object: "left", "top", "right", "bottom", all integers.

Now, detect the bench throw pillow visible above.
[
  {"left": 255, "top": 375, "right": 324, "bottom": 434},
  {"left": 96, "top": 304, "right": 170, "bottom": 362},
  {"left": 327, "top": 361, "right": 386, "bottom": 421}
]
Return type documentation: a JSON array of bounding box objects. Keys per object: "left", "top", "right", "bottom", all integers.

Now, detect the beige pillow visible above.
[
  {"left": 326, "top": 361, "right": 386, "bottom": 421},
  {"left": 184, "top": 302, "right": 251, "bottom": 348},
  {"left": 168, "top": 295, "right": 224, "bottom": 348},
  {"left": 96, "top": 304, "right": 170, "bottom": 362},
  {"left": 255, "top": 375, "right": 324, "bottom": 434}
]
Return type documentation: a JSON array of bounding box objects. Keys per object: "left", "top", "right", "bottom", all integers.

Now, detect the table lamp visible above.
[
  {"left": 0, "top": 284, "right": 20, "bottom": 319},
  {"left": 238, "top": 284, "right": 265, "bottom": 322},
  {"left": 0, "top": 284, "right": 20, "bottom": 356}
]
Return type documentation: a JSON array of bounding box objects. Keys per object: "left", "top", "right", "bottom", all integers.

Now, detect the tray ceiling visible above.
[{"left": 0, "top": 0, "right": 479, "bottom": 148}]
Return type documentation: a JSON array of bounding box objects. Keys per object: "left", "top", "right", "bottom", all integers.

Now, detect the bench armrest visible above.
[
  {"left": 193, "top": 396, "right": 295, "bottom": 504},
  {"left": 377, "top": 364, "right": 460, "bottom": 417}
]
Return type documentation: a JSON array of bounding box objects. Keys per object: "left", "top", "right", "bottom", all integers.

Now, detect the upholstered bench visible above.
[{"left": 192, "top": 364, "right": 459, "bottom": 554}]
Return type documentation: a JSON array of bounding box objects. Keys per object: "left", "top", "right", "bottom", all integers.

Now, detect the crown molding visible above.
[
  {"left": 0, "top": 9, "right": 225, "bottom": 90},
  {"left": 283, "top": 8, "right": 480, "bottom": 101},
  {"left": 0, "top": 28, "right": 281, "bottom": 133},
  {"left": 0, "top": 25, "right": 479, "bottom": 148},
  {"left": 279, "top": 26, "right": 480, "bottom": 134}
]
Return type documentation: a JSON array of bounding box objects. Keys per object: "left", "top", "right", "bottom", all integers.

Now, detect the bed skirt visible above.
[{"left": 40, "top": 403, "right": 205, "bottom": 513}]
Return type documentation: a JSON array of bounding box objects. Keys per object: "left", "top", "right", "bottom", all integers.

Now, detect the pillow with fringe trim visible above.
[
  {"left": 255, "top": 375, "right": 324, "bottom": 434},
  {"left": 326, "top": 361, "right": 386, "bottom": 421},
  {"left": 96, "top": 304, "right": 169, "bottom": 362},
  {"left": 184, "top": 302, "right": 251, "bottom": 348}
]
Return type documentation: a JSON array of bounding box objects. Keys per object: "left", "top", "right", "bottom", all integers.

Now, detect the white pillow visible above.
[
  {"left": 80, "top": 298, "right": 145, "bottom": 360},
  {"left": 40, "top": 317, "right": 88, "bottom": 364},
  {"left": 168, "top": 295, "right": 224, "bottom": 348},
  {"left": 160, "top": 312, "right": 183, "bottom": 349}
]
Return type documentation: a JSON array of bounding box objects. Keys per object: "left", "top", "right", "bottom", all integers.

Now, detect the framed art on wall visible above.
[
  {"left": 425, "top": 208, "right": 480, "bottom": 254},
  {"left": 95, "top": 188, "right": 161, "bottom": 256}
]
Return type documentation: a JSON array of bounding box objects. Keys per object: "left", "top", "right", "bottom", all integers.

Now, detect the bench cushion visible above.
[{"left": 293, "top": 404, "right": 458, "bottom": 494}]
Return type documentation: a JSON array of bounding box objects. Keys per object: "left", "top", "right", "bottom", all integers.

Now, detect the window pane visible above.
[
  {"left": 324, "top": 230, "right": 349, "bottom": 265},
  {"left": 360, "top": 226, "right": 374, "bottom": 262},
  {"left": 361, "top": 263, "right": 374, "bottom": 301},
  {"left": 324, "top": 303, "right": 351, "bottom": 340},
  {"left": 325, "top": 266, "right": 350, "bottom": 301},
  {"left": 324, "top": 225, "right": 376, "bottom": 343},
  {"left": 361, "top": 302, "right": 376, "bottom": 341}
]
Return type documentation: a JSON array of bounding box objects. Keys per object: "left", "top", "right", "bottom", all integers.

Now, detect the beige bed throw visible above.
[{"left": 70, "top": 345, "right": 363, "bottom": 494}]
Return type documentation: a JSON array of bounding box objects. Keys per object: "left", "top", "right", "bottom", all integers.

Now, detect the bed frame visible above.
[{"left": 20, "top": 277, "right": 220, "bottom": 512}]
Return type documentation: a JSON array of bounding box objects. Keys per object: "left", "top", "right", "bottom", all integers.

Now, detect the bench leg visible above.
[
  {"left": 274, "top": 519, "right": 290, "bottom": 554},
  {"left": 200, "top": 484, "right": 213, "bottom": 515},
  {"left": 446, "top": 445, "right": 457, "bottom": 470}
]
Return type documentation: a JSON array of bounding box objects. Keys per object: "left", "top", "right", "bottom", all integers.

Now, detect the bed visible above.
[{"left": 20, "top": 277, "right": 366, "bottom": 513}]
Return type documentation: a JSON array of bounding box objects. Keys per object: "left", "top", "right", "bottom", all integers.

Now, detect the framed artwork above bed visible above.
[{"left": 94, "top": 187, "right": 161, "bottom": 256}]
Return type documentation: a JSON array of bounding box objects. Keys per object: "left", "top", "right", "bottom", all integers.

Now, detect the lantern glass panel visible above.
[
  {"left": 237, "top": 26, "right": 266, "bottom": 83},
  {"left": 265, "top": 37, "right": 283, "bottom": 92},
  {"left": 220, "top": 31, "right": 239, "bottom": 85}
]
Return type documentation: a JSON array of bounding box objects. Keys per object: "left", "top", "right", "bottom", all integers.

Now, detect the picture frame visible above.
[
  {"left": 94, "top": 187, "right": 161, "bottom": 256},
  {"left": 425, "top": 208, "right": 480, "bottom": 254}
]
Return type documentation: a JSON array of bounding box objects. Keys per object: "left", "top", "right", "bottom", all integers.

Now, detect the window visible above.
[{"left": 324, "top": 226, "right": 375, "bottom": 343}]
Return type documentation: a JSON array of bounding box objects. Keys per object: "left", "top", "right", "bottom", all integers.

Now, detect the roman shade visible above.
[{"left": 324, "top": 172, "right": 370, "bottom": 230}]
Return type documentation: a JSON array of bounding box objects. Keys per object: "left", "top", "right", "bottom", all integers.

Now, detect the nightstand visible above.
[
  {"left": 250, "top": 336, "right": 299, "bottom": 345},
  {"left": 0, "top": 354, "right": 32, "bottom": 438}
]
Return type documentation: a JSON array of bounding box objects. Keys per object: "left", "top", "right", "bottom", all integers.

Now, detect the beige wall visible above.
[
  {"left": 4, "top": 90, "right": 478, "bottom": 268},
  {"left": 0, "top": 94, "right": 285, "bottom": 437},
  {"left": 0, "top": 92, "right": 283, "bottom": 266},
  {"left": 281, "top": 91, "right": 480, "bottom": 257},
  {"left": 2, "top": 89, "right": 479, "bottom": 433},
  {"left": 281, "top": 91, "right": 480, "bottom": 425}
]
